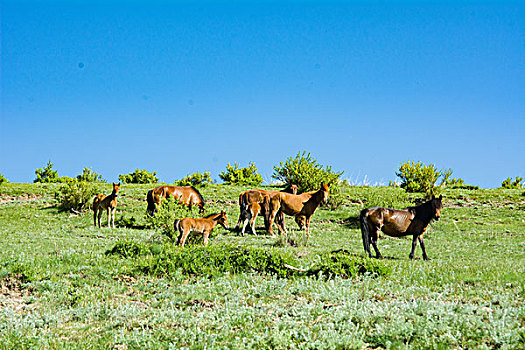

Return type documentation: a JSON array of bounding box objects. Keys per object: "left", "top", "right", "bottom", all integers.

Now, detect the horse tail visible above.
[
  {"left": 359, "top": 208, "right": 371, "bottom": 257},
  {"left": 146, "top": 190, "right": 156, "bottom": 216}
]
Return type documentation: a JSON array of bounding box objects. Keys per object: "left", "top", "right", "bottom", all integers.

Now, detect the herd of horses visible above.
[{"left": 92, "top": 182, "right": 443, "bottom": 260}]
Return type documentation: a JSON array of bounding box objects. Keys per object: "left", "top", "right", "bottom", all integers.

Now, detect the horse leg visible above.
[
  {"left": 179, "top": 228, "right": 190, "bottom": 247},
  {"left": 370, "top": 226, "right": 383, "bottom": 259},
  {"left": 409, "top": 234, "right": 419, "bottom": 259},
  {"left": 418, "top": 234, "right": 430, "bottom": 260},
  {"left": 250, "top": 209, "right": 258, "bottom": 236},
  {"left": 203, "top": 231, "right": 210, "bottom": 247},
  {"left": 276, "top": 210, "right": 287, "bottom": 233},
  {"left": 97, "top": 209, "right": 103, "bottom": 228},
  {"left": 106, "top": 208, "right": 111, "bottom": 228},
  {"left": 305, "top": 216, "right": 312, "bottom": 237},
  {"left": 111, "top": 207, "right": 116, "bottom": 229},
  {"left": 241, "top": 216, "right": 249, "bottom": 236}
]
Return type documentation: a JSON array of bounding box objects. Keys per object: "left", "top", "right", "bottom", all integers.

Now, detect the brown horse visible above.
[
  {"left": 359, "top": 195, "right": 443, "bottom": 260},
  {"left": 267, "top": 183, "right": 330, "bottom": 237},
  {"left": 147, "top": 185, "right": 205, "bottom": 216},
  {"left": 234, "top": 183, "right": 298, "bottom": 232},
  {"left": 93, "top": 182, "right": 120, "bottom": 228},
  {"left": 174, "top": 211, "right": 229, "bottom": 247}
]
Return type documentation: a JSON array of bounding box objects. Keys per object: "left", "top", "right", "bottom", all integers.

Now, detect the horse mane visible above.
[{"left": 408, "top": 199, "right": 435, "bottom": 224}]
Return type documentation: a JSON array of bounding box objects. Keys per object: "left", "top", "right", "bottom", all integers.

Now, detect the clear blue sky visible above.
[{"left": 1, "top": 1, "right": 523, "bottom": 188}]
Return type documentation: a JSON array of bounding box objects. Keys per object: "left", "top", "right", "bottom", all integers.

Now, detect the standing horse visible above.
[
  {"left": 174, "top": 211, "right": 229, "bottom": 247},
  {"left": 267, "top": 183, "right": 330, "bottom": 237},
  {"left": 234, "top": 183, "right": 298, "bottom": 233},
  {"left": 93, "top": 182, "right": 120, "bottom": 228},
  {"left": 147, "top": 185, "right": 205, "bottom": 216},
  {"left": 359, "top": 195, "right": 443, "bottom": 260}
]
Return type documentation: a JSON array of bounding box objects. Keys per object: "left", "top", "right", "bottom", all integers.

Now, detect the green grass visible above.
[{"left": 0, "top": 182, "right": 524, "bottom": 349}]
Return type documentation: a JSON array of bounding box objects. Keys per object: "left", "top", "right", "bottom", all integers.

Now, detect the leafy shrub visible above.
[
  {"left": 272, "top": 151, "right": 343, "bottom": 193},
  {"left": 54, "top": 179, "right": 97, "bottom": 212},
  {"left": 362, "top": 187, "right": 413, "bottom": 209},
  {"left": 106, "top": 243, "right": 391, "bottom": 280},
  {"left": 307, "top": 250, "right": 391, "bottom": 279},
  {"left": 115, "top": 215, "right": 139, "bottom": 229},
  {"left": 219, "top": 162, "right": 263, "bottom": 186},
  {"left": 119, "top": 169, "right": 158, "bottom": 184},
  {"left": 0, "top": 173, "right": 8, "bottom": 185},
  {"left": 500, "top": 176, "right": 524, "bottom": 189},
  {"left": 396, "top": 160, "right": 443, "bottom": 197},
  {"left": 175, "top": 171, "right": 213, "bottom": 187},
  {"left": 76, "top": 167, "right": 105, "bottom": 182},
  {"left": 34, "top": 160, "right": 61, "bottom": 183},
  {"left": 146, "top": 197, "right": 191, "bottom": 237}
]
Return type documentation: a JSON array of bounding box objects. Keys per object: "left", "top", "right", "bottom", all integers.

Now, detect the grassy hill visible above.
[{"left": 1, "top": 182, "right": 524, "bottom": 349}]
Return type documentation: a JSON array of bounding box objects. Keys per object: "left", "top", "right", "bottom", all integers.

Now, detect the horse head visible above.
[
  {"left": 112, "top": 182, "right": 121, "bottom": 196},
  {"left": 431, "top": 195, "right": 443, "bottom": 220},
  {"left": 320, "top": 183, "right": 330, "bottom": 204},
  {"left": 218, "top": 210, "right": 230, "bottom": 230}
]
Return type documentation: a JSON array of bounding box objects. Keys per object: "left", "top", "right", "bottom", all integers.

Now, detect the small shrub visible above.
[
  {"left": 274, "top": 229, "right": 309, "bottom": 248},
  {"left": 500, "top": 176, "right": 524, "bottom": 189},
  {"left": 115, "top": 215, "right": 139, "bottom": 228},
  {"left": 0, "top": 173, "right": 8, "bottom": 185},
  {"left": 76, "top": 167, "right": 105, "bottom": 182},
  {"left": 105, "top": 241, "right": 152, "bottom": 258},
  {"left": 146, "top": 197, "right": 190, "bottom": 237},
  {"left": 272, "top": 151, "right": 343, "bottom": 193},
  {"left": 55, "top": 179, "right": 97, "bottom": 212},
  {"left": 119, "top": 169, "right": 158, "bottom": 184},
  {"left": 307, "top": 250, "right": 391, "bottom": 279},
  {"left": 396, "top": 160, "right": 443, "bottom": 197},
  {"left": 34, "top": 160, "right": 61, "bottom": 183},
  {"left": 175, "top": 171, "right": 213, "bottom": 187},
  {"left": 219, "top": 162, "right": 263, "bottom": 186}
]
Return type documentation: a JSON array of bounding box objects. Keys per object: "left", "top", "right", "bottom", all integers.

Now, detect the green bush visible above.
[
  {"left": 119, "top": 169, "right": 158, "bottom": 184},
  {"left": 307, "top": 250, "right": 391, "bottom": 279},
  {"left": 34, "top": 160, "right": 61, "bottom": 183},
  {"left": 76, "top": 167, "right": 105, "bottom": 182},
  {"left": 54, "top": 179, "right": 97, "bottom": 212},
  {"left": 500, "top": 176, "right": 524, "bottom": 189},
  {"left": 0, "top": 173, "right": 8, "bottom": 185},
  {"left": 175, "top": 171, "right": 213, "bottom": 187},
  {"left": 272, "top": 151, "right": 343, "bottom": 193},
  {"left": 146, "top": 197, "right": 190, "bottom": 237},
  {"left": 219, "top": 162, "right": 263, "bottom": 186},
  {"left": 396, "top": 160, "right": 443, "bottom": 197}
]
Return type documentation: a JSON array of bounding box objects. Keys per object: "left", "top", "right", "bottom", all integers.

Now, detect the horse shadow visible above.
[{"left": 342, "top": 215, "right": 360, "bottom": 229}]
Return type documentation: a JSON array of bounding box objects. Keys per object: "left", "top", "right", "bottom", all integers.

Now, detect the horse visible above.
[
  {"left": 93, "top": 182, "right": 120, "bottom": 228},
  {"left": 359, "top": 195, "right": 443, "bottom": 260},
  {"left": 234, "top": 183, "right": 298, "bottom": 233},
  {"left": 174, "top": 211, "right": 229, "bottom": 247},
  {"left": 267, "top": 183, "right": 330, "bottom": 237},
  {"left": 147, "top": 185, "right": 205, "bottom": 216},
  {"left": 240, "top": 202, "right": 261, "bottom": 236}
]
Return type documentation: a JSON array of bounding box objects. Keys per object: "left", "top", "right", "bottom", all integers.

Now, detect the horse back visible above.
[{"left": 365, "top": 207, "right": 419, "bottom": 237}]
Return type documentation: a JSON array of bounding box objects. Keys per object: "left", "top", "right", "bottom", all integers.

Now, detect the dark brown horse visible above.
[
  {"left": 147, "top": 185, "right": 205, "bottom": 216},
  {"left": 360, "top": 195, "right": 443, "bottom": 260},
  {"left": 267, "top": 183, "right": 330, "bottom": 237},
  {"left": 234, "top": 183, "right": 298, "bottom": 233}
]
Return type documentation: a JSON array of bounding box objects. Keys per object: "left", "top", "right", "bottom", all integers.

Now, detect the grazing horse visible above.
[
  {"left": 240, "top": 202, "right": 261, "bottom": 236},
  {"left": 93, "top": 182, "right": 120, "bottom": 228},
  {"left": 267, "top": 183, "right": 330, "bottom": 237},
  {"left": 234, "top": 183, "right": 298, "bottom": 233},
  {"left": 174, "top": 211, "right": 229, "bottom": 247},
  {"left": 359, "top": 195, "right": 443, "bottom": 260},
  {"left": 147, "top": 185, "right": 205, "bottom": 216}
]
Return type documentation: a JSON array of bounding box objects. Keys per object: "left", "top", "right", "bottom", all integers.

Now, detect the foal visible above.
[
  {"left": 240, "top": 202, "right": 261, "bottom": 236},
  {"left": 174, "top": 211, "right": 229, "bottom": 247},
  {"left": 93, "top": 182, "right": 120, "bottom": 228}
]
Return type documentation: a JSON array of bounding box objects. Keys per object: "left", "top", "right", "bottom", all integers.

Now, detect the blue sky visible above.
[{"left": 1, "top": 1, "right": 523, "bottom": 188}]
